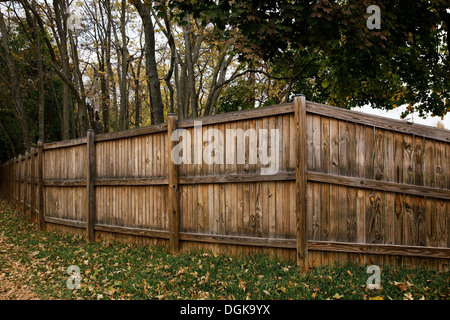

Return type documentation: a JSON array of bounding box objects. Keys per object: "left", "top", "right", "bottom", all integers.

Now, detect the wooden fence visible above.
[{"left": 1, "top": 96, "right": 449, "bottom": 271}]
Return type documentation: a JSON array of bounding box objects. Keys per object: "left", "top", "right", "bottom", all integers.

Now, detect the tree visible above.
[
  {"left": 133, "top": 0, "right": 165, "bottom": 125},
  {"left": 0, "top": 10, "right": 31, "bottom": 148},
  {"left": 173, "top": 0, "right": 449, "bottom": 118}
]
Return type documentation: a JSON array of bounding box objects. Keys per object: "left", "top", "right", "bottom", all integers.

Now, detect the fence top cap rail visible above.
[
  {"left": 177, "top": 101, "right": 294, "bottom": 128},
  {"left": 306, "top": 101, "right": 450, "bottom": 142},
  {"left": 21, "top": 98, "right": 450, "bottom": 152},
  {"left": 44, "top": 137, "right": 88, "bottom": 150},
  {"left": 95, "top": 122, "right": 168, "bottom": 142}
]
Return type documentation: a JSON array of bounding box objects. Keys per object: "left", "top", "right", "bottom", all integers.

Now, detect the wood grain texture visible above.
[
  {"left": 168, "top": 115, "right": 180, "bottom": 253},
  {"left": 86, "top": 130, "right": 96, "bottom": 243},
  {"left": 294, "top": 95, "right": 308, "bottom": 270},
  {"left": 1, "top": 100, "right": 449, "bottom": 270},
  {"left": 37, "top": 141, "right": 45, "bottom": 231}
]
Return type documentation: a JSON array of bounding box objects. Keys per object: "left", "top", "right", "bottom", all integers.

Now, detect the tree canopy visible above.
[
  {"left": 173, "top": 0, "right": 449, "bottom": 116},
  {"left": 0, "top": 0, "right": 448, "bottom": 162}
]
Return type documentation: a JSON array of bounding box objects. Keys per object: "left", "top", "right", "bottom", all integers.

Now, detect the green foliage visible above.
[
  {"left": 215, "top": 78, "right": 257, "bottom": 113},
  {"left": 172, "top": 0, "right": 449, "bottom": 118},
  {"left": 0, "top": 17, "right": 62, "bottom": 162}
]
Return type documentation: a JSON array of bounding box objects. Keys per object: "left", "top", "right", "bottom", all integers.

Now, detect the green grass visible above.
[{"left": 0, "top": 200, "right": 448, "bottom": 300}]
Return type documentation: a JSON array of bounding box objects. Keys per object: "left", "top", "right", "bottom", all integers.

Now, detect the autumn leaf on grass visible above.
[
  {"left": 394, "top": 281, "right": 408, "bottom": 292},
  {"left": 333, "top": 293, "right": 343, "bottom": 300},
  {"left": 347, "top": 270, "right": 353, "bottom": 276},
  {"left": 105, "top": 286, "right": 116, "bottom": 296},
  {"left": 403, "top": 292, "right": 414, "bottom": 300},
  {"left": 239, "top": 280, "right": 246, "bottom": 292},
  {"left": 369, "top": 296, "right": 384, "bottom": 300}
]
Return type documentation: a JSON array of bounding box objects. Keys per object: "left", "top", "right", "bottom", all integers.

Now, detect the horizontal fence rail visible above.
[{"left": 1, "top": 97, "right": 449, "bottom": 271}]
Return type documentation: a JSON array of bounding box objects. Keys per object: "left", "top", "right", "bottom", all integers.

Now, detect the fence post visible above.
[
  {"left": 0, "top": 164, "right": 3, "bottom": 199},
  {"left": 30, "top": 148, "right": 36, "bottom": 222},
  {"left": 37, "top": 140, "right": 45, "bottom": 231},
  {"left": 12, "top": 157, "right": 16, "bottom": 204},
  {"left": 86, "top": 129, "right": 96, "bottom": 243},
  {"left": 14, "top": 155, "right": 20, "bottom": 205},
  {"left": 18, "top": 154, "right": 22, "bottom": 208},
  {"left": 9, "top": 160, "right": 12, "bottom": 200},
  {"left": 23, "top": 151, "right": 29, "bottom": 214},
  {"left": 167, "top": 114, "right": 180, "bottom": 253},
  {"left": 294, "top": 94, "right": 308, "bottom": 271}
]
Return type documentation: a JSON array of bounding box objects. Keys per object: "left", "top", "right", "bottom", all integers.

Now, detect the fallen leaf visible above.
[
  {"left": 105, "top": 286, "right": 116, "bottom": 295},
  {"left": 347, "top": 270, "right": 353, "bottom": 276},
  {"left": 403, "top": 292, "right": 414, "bottom": 300},
  {"left": 333, "top": 293, "right": 343, "bottom": 300},
  {"left": 394, "top": 281, "right": 408, "bottom": 292},
  {"left": 369, "top": 296, "right": 384, "bottom": 300}
]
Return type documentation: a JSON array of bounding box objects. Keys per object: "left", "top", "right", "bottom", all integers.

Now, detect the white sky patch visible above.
[{"left": 353, "top": 104, "right": 449, "bottom": 130}]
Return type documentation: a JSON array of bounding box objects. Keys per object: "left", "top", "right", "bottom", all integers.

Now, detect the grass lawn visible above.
[{"left": 0, "top": 199, "right": 448, "bottom": 300}]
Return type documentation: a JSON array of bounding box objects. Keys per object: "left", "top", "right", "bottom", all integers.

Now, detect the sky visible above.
[{"left": 353, "top": 104, "right": 449, "bottom": 130}]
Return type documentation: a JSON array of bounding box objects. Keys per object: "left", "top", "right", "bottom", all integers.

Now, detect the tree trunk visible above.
[
  {"left": 134, "top": 0, "right": 164, "bottom": 125},
  {"left": 118, "top": 0, "right": 129, "bottom": 131},
  {"left": 183, "top": 20, "right": 198, "bottom": 118},
  {"left": 53, "top": 0, "right": 71, "bottom": 140},
  {"left": 29, "top": 0, "right": 45, "bottom": 141}
]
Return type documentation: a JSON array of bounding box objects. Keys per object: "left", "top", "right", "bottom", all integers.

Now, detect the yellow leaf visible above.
[
  {"left": 347, "top": 270, "right": 353, "bottom": 276},
  {"left": 333, "top": 293, "right": 343, "bottom": 300},
  {"left": 369, "top": 296, "right": 384, "bottom": 300}
]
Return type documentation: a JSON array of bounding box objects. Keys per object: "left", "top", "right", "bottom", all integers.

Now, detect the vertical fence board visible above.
[
  {"left": 294, "top": 95, "right": 308, "bottom": 270},
  {"left": 168, "top": 115, "right": 180, "bottom": 253}
]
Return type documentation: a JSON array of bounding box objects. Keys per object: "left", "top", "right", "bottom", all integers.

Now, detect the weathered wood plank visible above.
[
  {"left": 307, "top": 172, "right": 450, "bottom": 200},
  {"left": 178, "top": 102, "right": 294, "bottom": 129},
  {"left": 308, "top": 241, "right": 450, "bottom": 259},
  {"left": 179, "top": 232, "right": 296, "bottom": 249},
  {"left": 294, "top": 95, "right": 308, "bottom": 270},
  {"left": 43, "top": 137, "right": 87, "bottom": 150},
  {"left": 37, "top": 141, "right": 45, "bottom": 231},
  {"left": 86, "top": 130, "right": 96, "bottom": 243},
  {"left": 168, "top": 114, "right": 180, "bottom": 253},
  {"left": 306, "top": 101, "right": 450, "bottom": 143}
]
